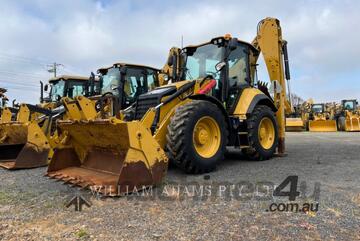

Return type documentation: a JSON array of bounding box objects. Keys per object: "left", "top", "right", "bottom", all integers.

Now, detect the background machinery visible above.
[
  {"left": 336, "top": 99, "right": 360, "bottom": 131},
  {"left": 308, "top": 103, "right": 337, "bottom": 132},
  {"left": 61, "top": 47, "right": 181, "bottom": 122},
  {"left": 47, "top": 17, "right": 290, "bottom": 196},
  {"left": 285, "top": 99, "right": 312, "bottom": 131},
  {"left": 0, "top": 75, "right": 96, "bottom": 169},
  {"left": 0, "top": 87, "right": 8, "bottom": 108},
  {"left": 0, "top": 88, "right": 9, "bottom": 119}
]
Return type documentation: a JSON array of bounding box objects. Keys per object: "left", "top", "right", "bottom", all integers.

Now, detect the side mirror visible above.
[
  {"left": 215, "top": 61, "right": 226, "bottom": 72},
  {"left": 228, "top": 38, "right": 238, "bottom": 50}
]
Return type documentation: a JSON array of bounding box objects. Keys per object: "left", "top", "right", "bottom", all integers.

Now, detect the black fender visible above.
[{"left": 247, "top": 94, "right": 277, "bottom": 114}]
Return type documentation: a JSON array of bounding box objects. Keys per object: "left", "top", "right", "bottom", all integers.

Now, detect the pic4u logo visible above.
[{"left": 267, "top": 176, "right": 320, "bottom": 214}]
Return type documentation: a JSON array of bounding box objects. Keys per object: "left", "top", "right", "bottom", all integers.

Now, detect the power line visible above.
[
  {"left": 0, "top": 81, "right": 41, "bottom": 89},
  {"left": 47, "top": 62, "right": 63, "bottom": 77},
  {"left": 0, "top": 52, "right": 50, "bottom": 65},
  {"left": 0, "top": 70, "right": 48, "bottom": 79}
]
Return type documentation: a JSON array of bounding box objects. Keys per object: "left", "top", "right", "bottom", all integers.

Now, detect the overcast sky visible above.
[{"left": 0, "top": 0, "right": 359, "bottom": 104}]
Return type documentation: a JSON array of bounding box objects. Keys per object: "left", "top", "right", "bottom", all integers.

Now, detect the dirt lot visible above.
[{"left": 0, "top": 132, "right": 359, "bottom": 240}]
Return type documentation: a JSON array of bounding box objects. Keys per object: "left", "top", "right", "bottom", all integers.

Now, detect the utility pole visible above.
[{"left": 47, "top": 62, "right": 63, "bottom": 77}]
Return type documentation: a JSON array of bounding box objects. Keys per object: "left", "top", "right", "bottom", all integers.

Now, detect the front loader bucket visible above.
[
  {"left": 0, "top": 122, "right": 50, "bottom": 169},
  {"left": 47, "top": 118, "right": 168, "bottom": 196},
  {"left": 286, "top": 118, "right": 305, "bottom": 132},
  {"left": 308, "top": 120, "right": 337, "bottom": 132},
  {"left": 345, "top": 117, "right": 360, "bottom": 132}
]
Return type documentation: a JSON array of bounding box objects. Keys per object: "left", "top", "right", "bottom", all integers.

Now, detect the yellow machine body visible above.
[
  {"left": 47, "top": 18, "right": 290, "bottom": 196},
  {"left": 308, "top": 114, "right": 337, "bottom": 132},
  {"left": 344, "top": 111, "right": 360, "bottom": 131},
  {"left": 47, "top": 80, "right": 195, "bottom": 195},
  {"left": 286, "top": 117, "right": 305, "bottom": 132},
  {"left": 0, "top": 76, "right": 92, "bottom": 170},
  {"left": 0, "top": 120, "right": 50, "bottom": 169}
]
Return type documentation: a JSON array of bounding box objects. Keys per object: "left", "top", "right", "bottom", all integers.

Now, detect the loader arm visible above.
[{"left": 252, "top": 17, "right": 289, "bottom": 153}]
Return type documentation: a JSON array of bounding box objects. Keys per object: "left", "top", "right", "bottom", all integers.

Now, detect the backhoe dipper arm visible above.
[{"left": 252, "top": 17, "right": 290, "bottom": 154}]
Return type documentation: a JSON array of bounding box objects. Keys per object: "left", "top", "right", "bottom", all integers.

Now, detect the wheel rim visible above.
[
  {"left": 192, "top": 116, "right": 221, "bottom": 158},
  {"left": 258, "top": 117, "right": 275, "bottom": 150}
]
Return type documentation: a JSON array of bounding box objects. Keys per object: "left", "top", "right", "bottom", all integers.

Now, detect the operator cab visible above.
[
  {"left": 342, "top": 99, "right": 357, "bottom": 111},
  {"left": 181, "top": 35, "right": 259, "bottom": 110},
  {"left": 42, "top": 76, "right": 91, "bottom": 103},
  {"left": 98, "top": 63, "right": 160, "bottom": 109},
  {"left": 311, "top": 104, "right": 325, "bottom": 113}
]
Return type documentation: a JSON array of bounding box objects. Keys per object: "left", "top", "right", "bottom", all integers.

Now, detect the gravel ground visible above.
[{"left": 0, "top": 132, "right": 359, "bottom": 240}]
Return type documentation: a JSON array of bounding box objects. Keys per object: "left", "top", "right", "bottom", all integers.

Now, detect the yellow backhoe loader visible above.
[
  {"left": 0, "top": 75, "right": 95, "bottom": 169},
  {"left": 336, "top": 99, "right": 360, "bottom": 131},
  {"left": 308, "top": 103, "right": 337, "bottom": 132},
  {"left": 47, "top": 17, "right": 290, "bottom": 196}
]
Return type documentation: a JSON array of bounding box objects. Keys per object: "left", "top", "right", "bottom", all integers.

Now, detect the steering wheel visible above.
[{"left": 206, "top": 71, "right": 216, "bottom": 78}]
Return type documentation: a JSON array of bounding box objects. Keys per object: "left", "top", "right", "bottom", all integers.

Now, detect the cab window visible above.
[
  {"left": 50, "top": 80, "right": 65, "bottom": 101},
  {"left": 101, "top": 68, "right": 120, "bottom": 95},
  {"left": 312, "top": 105, "right": 324, "bottom": 113},
  {"left": 147, "top": 69, "right": 158, "bottom": 91},
  {"left": 228, "top": 44, "right": 249, "bottom": 88},
  {"left": 343, "top": 101, "right": 354, "bottom": 110},
  {"left": 124, "top": 68, "right": 146, "bottom": 104},
  {"left": 69, "top": 82, "right": 86, "bottom": 98},
  {"left": 185, "top": 44, "right": 223, "bottom": 89}
]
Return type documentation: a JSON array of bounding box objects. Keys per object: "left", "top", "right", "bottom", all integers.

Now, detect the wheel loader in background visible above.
[
  {"left": 285, "top": 104, "right": 305, "bottom": 131},
  {"left": 47, "top": 17, "right": 290, "bottom": 196},
  {"left": 336, "top": 99, "right": 360, "bottom": 131},
  {"left": 0, "top": 75, "right": 97, "bottom": 170},
  {"left": 308, "top": 103, "right": 337, "bottom": 132},
  {"left": 285, "top": 99, "right": 312, "bottom": 131},
  {"left": 61, "top": 47, "right": 181, "bottom": 122}
]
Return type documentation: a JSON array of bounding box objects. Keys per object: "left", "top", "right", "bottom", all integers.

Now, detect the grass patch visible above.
[
  {"left": 0, "top": 191, "right": 13, "bottom": 204},
  {"left": 75, "top": 229, "right": 89, "bottom": 239}
]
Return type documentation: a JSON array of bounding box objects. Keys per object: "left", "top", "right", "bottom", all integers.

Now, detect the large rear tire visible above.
[
  {"left": 166, "top": 100, "right": 228, "bottom": 174},
  {"left": 242, "top": 105, "right": 278, "bottom": 161}
]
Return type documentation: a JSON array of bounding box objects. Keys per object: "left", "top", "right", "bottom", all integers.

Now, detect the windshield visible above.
[
  {"left": 67, "top": 80, "right": 87, "bottom": 98},
  {"left": 312, "top": 104, "right": 323, "bottom": 113},
  {"left": 343, "top": 101, "right": 355, "bottom": 110},
  {"left": 50, "top": 80, "right": 65, "bottom": 102},
  {"left": 184, "top": 44, "right": 223, "bottom": 82},
  {"left": 101, "top": 67, "right": 121, "bottom": 95}
]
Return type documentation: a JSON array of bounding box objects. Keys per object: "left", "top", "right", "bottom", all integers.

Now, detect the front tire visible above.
[
  {"left": 243, "top": 105, "right": 278, "bottom": 161},
  {"left": 166, "top": 100, "right": 228, "bottom": 174}
]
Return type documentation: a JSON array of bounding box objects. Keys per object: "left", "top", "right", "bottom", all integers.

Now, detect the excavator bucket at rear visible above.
[
  {"left": 286, "top": 118, "right": 305, "bottom": 131},
  {"left": 345, "top": 117, "right": 360, "bottom": 131},
  {"left": 0, "top": 121, "right": 50, "bottom": 169},
  {"left": 308, "top": 120, "right": 337, "bottom": 132},
  {"left": 47, "top": 118, "right": 168, "bottom": 196}
]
